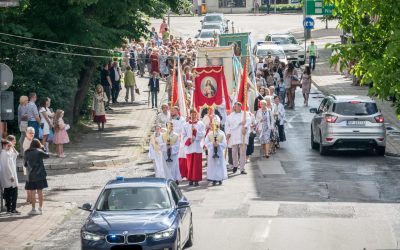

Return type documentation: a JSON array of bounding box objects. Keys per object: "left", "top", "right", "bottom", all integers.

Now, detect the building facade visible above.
[{"left": 204, "top": 0, "right": 292, "bottom": 14}]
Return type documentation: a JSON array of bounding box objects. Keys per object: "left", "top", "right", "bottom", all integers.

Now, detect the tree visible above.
[
  {"left": 0, "top": 0, "right": 190, "bottom": 125},
  {"left": 326, "top": 0, "right": 400, "bottom": 115}
]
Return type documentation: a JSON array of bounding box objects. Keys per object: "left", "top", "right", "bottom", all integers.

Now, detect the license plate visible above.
[{"left": 347, "top": 120, "right": 366, "bottom": 126}]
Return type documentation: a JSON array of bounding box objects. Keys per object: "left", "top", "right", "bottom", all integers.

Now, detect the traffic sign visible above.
[
  {"left": 0, "top": 91, "right": 14, "bottom": 120},
  {"left": 0, "top": 63, "right": 13, "bottom": 91},
  {"left": 303, "top": 17, "right": 315, "bottom": 30},
  {"left": 306, "top": 0, "right": 334, "bottom": 16}
]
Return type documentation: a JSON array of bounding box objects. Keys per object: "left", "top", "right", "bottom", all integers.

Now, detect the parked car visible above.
[
  {"left": 201, "top": 22, "right": 225, "bottom": 34},
  {"left": 310, "top": 95, "right": 386, "bottom": 155},
  {"left": 201, "top": 13, "right": 229, "bottom": 32},
  {"left": 253, "top": 42, "right": 288, "bottom": 65},
  {"left": 265, "top": 33, "right": 305, "bottom": 66},
  {"left": 195, "top": 29, "right": 221, "bottom": 42},
  {"left": 80, "top": 177, "right": 193, "bottom": 250}
]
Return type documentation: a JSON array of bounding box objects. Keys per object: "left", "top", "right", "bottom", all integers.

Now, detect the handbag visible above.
[
  {"left": 135, "top": 88, "right": 140, "bottom": 95},
  {"left": 48, "top": 129, "right": 54, "bottom": 142},
  {"left": 291, "top": 75, "right": 301, "bottom": 87},
  {"left": 19, "top": 121, "right": 28, "bottom": 132}
]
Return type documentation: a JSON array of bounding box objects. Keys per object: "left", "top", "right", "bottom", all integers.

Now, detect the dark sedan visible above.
[{"left": 80, "top": 177, "right": 193, "bottom": 250}]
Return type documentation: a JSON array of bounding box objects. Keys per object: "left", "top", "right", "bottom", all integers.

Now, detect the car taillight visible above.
[
  {"left": 325, "top": 115, "right": 338, "bottom": 123},
  {"left": 374, "top": 115, "right": 384, "bottom": 123}
]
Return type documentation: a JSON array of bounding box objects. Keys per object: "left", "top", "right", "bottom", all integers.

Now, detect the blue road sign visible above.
[{"left": 303, "top": 17, "right": 315, "bottom": 30}]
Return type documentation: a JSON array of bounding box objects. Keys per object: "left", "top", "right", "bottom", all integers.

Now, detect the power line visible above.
[
  {"left": 0, "top": 32, "right": 111, "bottom": 51},
  {"left": 0, "top": 40, "right": 116, "bottom": 59}
]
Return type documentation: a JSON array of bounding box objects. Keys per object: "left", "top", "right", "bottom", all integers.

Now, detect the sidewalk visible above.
[
  {"left": 310, "top": 38, "right": 400, "bottom": 156},
  {"left": 16, "top": 75, "right": 165, "bottom": 170},
  {"left": 0, "top": 73, "right": 165, "bottom": 250}
]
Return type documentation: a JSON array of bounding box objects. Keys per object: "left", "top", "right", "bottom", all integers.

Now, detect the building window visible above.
[{"left": 219, "top": 0, "right": 246, "bottom": 8}]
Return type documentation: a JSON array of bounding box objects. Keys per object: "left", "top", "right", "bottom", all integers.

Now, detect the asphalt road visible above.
[{"left": 31, "top": 14, "right": 400, "bottom": 250}]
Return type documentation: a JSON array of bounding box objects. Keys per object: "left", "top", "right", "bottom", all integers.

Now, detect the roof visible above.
[
  {"left": 105, "top": 177, "right": 170, "bottom": 188},
  {"left": 205, "top": 13, "right": 224, "bottom": 16},
  {"left": 330, "top": 95, "right": 375, "bottom": 102},
  {"left": 256, "top": 43, "right": 283, "bottom": 50},
  {"left": 268, "top": 33, "right": 294, "bottom": 38}
]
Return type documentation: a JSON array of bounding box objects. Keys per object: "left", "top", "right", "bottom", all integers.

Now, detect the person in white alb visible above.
[
  {"left": 202, "top": 107, "right": 221, "bottom": 134},
  {"left": 156, "top": 103, "right": 170, "bottom": 129},
  {"left": 225, "top": 102, "right": 251, "bottom": 174},
  {"left": 159, "top": 122, "right": 182, "bottom": 185},
  {"left": 205, "top": 120, "right": 228, "bottom": 186},
  {"left": 148, "top": 124, "right": 168, "bottom": 178},
  {"left": 170, "top": 106, "right": 187, "bottom": 178},
  {"left": 183, "top": 109, "right": 206, "bottom": 186}
]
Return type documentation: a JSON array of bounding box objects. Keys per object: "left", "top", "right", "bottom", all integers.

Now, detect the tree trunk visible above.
[{"left": 70, "top": 59, "right": 97, "bottom": 123}]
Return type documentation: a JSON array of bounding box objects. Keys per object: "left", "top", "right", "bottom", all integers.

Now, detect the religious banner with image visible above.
[{"left": 192, "top": 66, "right": 230, "bottom": 112}]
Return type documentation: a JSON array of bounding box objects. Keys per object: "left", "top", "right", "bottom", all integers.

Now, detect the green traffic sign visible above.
[{"left": 306, "top": 0, "right": 334, "bottom": 16}]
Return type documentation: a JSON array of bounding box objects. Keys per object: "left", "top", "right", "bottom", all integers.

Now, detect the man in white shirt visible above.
[
  {"left": 156, "top": 103, "right": 170, "bottom": 129},
  {"left": 225, "top": 102, "right": 251, "bottom": 174}
]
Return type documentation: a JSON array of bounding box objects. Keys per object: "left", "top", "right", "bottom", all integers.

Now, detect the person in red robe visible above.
[
  {"left": 149, "top": 48, "right": 160, "bottom": 74},
  {"left": 183, "top": 109, "right": 206, "bottom": 186}
]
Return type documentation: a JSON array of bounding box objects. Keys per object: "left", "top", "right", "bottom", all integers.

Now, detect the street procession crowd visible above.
[
  {"left": 111, "top": 19, "right": 314, "bottom": 187},
  {"left": 0, "top": 18, "right": 314, "bottom": 215}
]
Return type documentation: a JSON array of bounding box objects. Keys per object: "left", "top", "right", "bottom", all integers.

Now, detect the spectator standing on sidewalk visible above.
[
  {"left": 124, "top": 66, "right": 137, "bottom": 103},
  {"left": 0, "top": 138, "right": 19, "bottom": 214},
  {"left": 53, "top": 109, "right": 70, "bottom": 158},
  {"left": 100, "top": 63, "right": 112, "bottom": 110},
  {"left": 110, "top": 60, "right": 122, "bottom": 104},
  {"left": 18, "top": 96, "right": 29, "bottom": 156},
  {"left": 307, "top": 40, "right": 318, "bottom": 71},
  {"left": 27, "top": 92, "right": 41, "bottom": 139},
  {"left": 137, "top": 47, "right": 145, "bottom": 77},
  {"left": 92, "top": 85, "right": 107, "bottom": 131},
  {"left": 39, "top": 97, "right": 54, "bottom": 152},
  {"left": 24, "top": 139, "right": 49, "bottom": 215},
  {"left": 300, "top": 66, "right": 312, "bottom": 107},
  {"left": 148, "top": 71, "right": 160, "bottom": 109}
]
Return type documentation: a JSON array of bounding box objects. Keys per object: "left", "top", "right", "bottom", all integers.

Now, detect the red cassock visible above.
[
  {"left": 179, "top": 158, "right": 187, "bottom": 178},
  {"left": 183, "top": 120, "right": 206, "bottom": 181}
]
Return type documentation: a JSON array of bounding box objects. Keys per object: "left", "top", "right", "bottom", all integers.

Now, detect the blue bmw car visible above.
[{"left": 80, "top": 177, "right": 193, "bottom": 250}]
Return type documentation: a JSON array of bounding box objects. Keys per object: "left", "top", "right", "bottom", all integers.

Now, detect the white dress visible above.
[
  {"left": 205, "top": 130, "right": 228, "bottom": 181},
  {"left": 159, "top": 132, "right": 182, "bottom": 181},
  {"left": 171, "top": 116, "right": 187, "bottom": 159},
  {"left": 148, "top": 133, "right": 168, "bottom": 178},
  {"left": 39, "top": 107, "right": 54, "bottom": 135}
]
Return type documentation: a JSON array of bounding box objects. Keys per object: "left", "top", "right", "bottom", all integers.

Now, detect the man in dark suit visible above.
[
  {"left": 110, "top": 60, "right": 122, "bottom": 103},
  {"left": 148, "top": 71, "right": 160, "bottom": 108}
]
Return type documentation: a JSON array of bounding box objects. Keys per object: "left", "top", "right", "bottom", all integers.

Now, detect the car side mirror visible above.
[
  {"left": 200, "top": 20, "right": 203, "bottom": 23},
  {"left": 198, "top": 30, "right": 201, "bottom": 32},
  {"left": 80, "top": 202, "right": 93, "bottom": 211},
  {"left": 177, "top": 199, "right": 190, "bottom": 209},
  {"left": 309, "top": 108, "right": 318, "bottom": 113}
]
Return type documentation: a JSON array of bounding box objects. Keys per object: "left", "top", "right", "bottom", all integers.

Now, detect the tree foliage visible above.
[
  {"left": 0, "top": 0, "right": 190, "bottom": 128},
  {"left": 326, "top": 0, "right": 400, "bottom": 114}
]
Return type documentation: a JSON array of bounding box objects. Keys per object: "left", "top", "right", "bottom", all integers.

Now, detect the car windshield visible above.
[
  {"left": 272, "top": 36, "right": 297, "bottom": 45},
  {"left": 96, "top": 187, "right": 171, "bottom": 211},
  {"left": 204, "top": 15, "right": 223, "bottom": 22},
  {"left": 333, "top": 102, "right": 378, "bottom": 116},
  {"left": 199, "top": 31, "right": 218, "bottom": 38},
  {"left": 203, "top": 24, "right": 221, "bottom": 30},
  {"left": 257, "top": 48, "right": 285, "bottom": 58}
]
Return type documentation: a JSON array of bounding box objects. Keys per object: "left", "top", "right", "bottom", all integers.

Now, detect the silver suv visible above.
[{"left": 310, "top": 95, "right": 386, "bottom": 155}]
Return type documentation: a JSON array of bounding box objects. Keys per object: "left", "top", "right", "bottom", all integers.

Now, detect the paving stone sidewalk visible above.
[
  {"left": 310, "top": 38, "right": 400, "bottom": 156},
  {"left": 15, "top": 74, "right": 166, "bottom": 170},
  {"left": 0, "top": 73, "right": 165, "bottom": 250}
]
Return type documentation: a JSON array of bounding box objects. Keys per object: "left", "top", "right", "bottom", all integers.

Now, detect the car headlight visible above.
[
  {"left": 82, "top": 231, "right": 104, "bottom": 241},
  {"left": 150, "top": 228, "right": 175, "bottom": 241}
]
